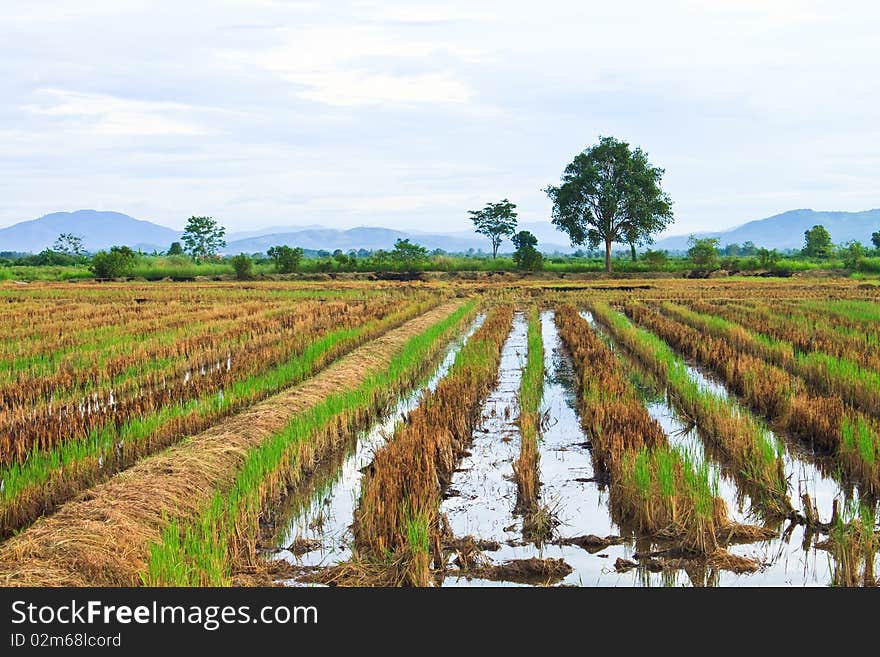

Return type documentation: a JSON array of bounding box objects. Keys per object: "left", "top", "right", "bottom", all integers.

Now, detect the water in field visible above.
[
  {"left": 441, "top": 311, "right": 733, "bottom": 587},
  {"left": 269, "top": 314, "right": 485, "bottom": 581},
  {"left": 582, "top": 308, "right": 880, "bottom": 587}
]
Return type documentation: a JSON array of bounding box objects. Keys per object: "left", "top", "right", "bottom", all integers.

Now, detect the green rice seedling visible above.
[{"left": 143, "top": 301, "right": 480, "bottom": 586}]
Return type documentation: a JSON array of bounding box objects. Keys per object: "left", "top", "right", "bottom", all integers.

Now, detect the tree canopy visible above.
[
  {"left": 687, "top": 236, "right": 720, "bottom": 271},
  {"left": 391, "top": 239, "right": 428, "bottom": 273},
  {"left": 53, "top": 233, "right": 85, "bottom": 257},
  {"left": 871, "top": 231, "right": 880, "bottom": 251},
  {"left": 469, "top": 199, "right": 518, "bottom": 259},
  {"left": 90, "top": 246, "right": 136, "bottom": 279},
  {"left": 545, "top": 136, "right": 673, "bottom": 272},
  {"left": 181, "top": 216, "right": 226, "bottom": 261},
  {"left": 267, "top": 245, "right": 304, "bottom": 273},
  {"left": 511, "top": 230, "right": 543, "bottom": 271},
  {"left": 802, "top": 224, "right": 832, "bottom": 258}
]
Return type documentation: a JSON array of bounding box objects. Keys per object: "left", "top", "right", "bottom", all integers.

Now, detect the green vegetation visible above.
[
  {"left": 144, "top": 301, "right": 477, "bottom": 585},
  {"left": 90, "top": 246, "right": 136, "bottom": 278},
  {"left": 545, "top": 135, "right": 673, "bottom": 272},
  {"left": 230, "top": 253, "right": 254, "bottom": 280},
  {"left": 0, "top": 297, "right": 437, "bottom": 536},
  {"left": 590, "top": 302, "right": 790, "bottom": 516},
  {"left": 469, "top": 198, "right": 518, "bottom": 259},
  {"left": 511, "top": 230, "right": 543, "bottom": 271},
  {"left": 181, "top": 215, "right": 226, "bottom": 260}
]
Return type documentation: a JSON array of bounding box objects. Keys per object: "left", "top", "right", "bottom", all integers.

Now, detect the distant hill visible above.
[
  {"left": 654, "top": 209, "right": 880, "bottom": 252},
  {"left": 0, "top": 210, "right": 180, "bottom": 253},
  {"left": 0, "top": 210, "right": 575, "bottom": 255},
  {"left": 223, "top": 224, "right": 574, "bottom": 255},
  {"left": 10, "top": 208, "right": 875, "bottom": 257}
]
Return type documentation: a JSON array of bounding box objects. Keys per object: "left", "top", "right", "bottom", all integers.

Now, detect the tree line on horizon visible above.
[{"left": 4, "top": 136, "right": 880, "bottom": 279}]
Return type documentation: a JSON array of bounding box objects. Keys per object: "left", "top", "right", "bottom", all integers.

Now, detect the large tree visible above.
[
  {"left": 802, "top": 224, "right": 832, "bottom": 258},
  {"left": 469, "top": 199, "right": 518, "bottom": 259},
  {"left": 181, "top": 216, "right": 226, "bottom": 261},
  {"left": 544, "top": 136, "right": 673, "bottom": 272}
]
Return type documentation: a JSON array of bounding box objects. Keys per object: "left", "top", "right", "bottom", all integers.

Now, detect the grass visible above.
[
  {"left": 554, "top": 305, "right": 750, "bottom": 556},
  {"left": 514, "top": 307, "right": 544, "bottom": 522},
  {"left": 0, "top": 297, "right": 439, "bottom": 537},
  {"left": 143, "top": 300, "right": 478, "bottom": 585},
  {"left": 353, "top": 304, "right": 515, "bottom": 585},
  {"left": 658, "top": 300, "right": 880, "bottom": 494},
  {"left": 591, "top": 301, "right": 790, "bottom": 518}
]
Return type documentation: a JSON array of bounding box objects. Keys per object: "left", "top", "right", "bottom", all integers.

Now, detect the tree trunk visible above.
[
  {"left": 492, "top": 239, "right": 498, "bottom": 259},
  {"left": 605, "top": 238, "right": 613, "bottom": 273},
  {"left": 630, "top": 243, "right": 637, "bottom": 261}
]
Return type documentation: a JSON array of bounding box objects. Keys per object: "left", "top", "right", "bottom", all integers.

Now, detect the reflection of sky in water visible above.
[
  {"left": 273, "top": 314, "right": 486, "bottom": 573},
  {"left": 278, "top": 308, "right": 879, "bottom": 587}
]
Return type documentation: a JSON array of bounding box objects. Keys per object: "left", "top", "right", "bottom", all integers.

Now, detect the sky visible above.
[{"left": 1, "top": 0, "right": 878, "bottom": 238}]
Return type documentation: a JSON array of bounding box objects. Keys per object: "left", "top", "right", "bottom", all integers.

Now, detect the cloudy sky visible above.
[{"left": 1, "top": 0, "right": 878, "bottom": 237}]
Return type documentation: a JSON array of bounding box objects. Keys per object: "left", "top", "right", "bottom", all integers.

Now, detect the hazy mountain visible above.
[
  {"left": 8, "top": 207, "right": 875, "bottom": 257},
  {"left": 223, "top": 224, "right": 574, "bottom": 255},
  {"left": 654, "top": 209, "right": 880, "bottom": 252},
  {"left": 0, "top": 210, "right": 180, "bottom": 253},
  {"left": 225, "top": 224, "right": 325, "bottom": 241},
  {"left": 225, "top": 227, "right": 479, "bottom": 254}
]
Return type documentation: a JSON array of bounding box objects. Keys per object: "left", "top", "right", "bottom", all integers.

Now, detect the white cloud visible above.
[
  {"left": 221, "top": 22, "right": 478, "bottom": 106},
  {"left": 22, "top": 90, "right": 213, "bottom": 136},
  {"left": 1, "top": 0, "right": 879, "bottom": 233}
]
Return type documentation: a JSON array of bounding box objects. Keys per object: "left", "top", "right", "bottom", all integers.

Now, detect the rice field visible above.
[{"left": 0, "top": 277, "right": 878, "bottom": 587}]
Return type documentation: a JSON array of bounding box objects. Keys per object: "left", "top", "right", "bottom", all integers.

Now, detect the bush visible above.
[
  {"left": 266, "top": 245, "right": 303, "bottom": 273},
  {"left": 90, "top": 246, "right": 136, "bottom": 278},
  {"left": 687, "top": 236, "right": 720, "bottom": 271},
  {"left": 641, "top": 249, "right": 667, "bottom": 269},
  {"left": 230, "top": 253, "right": 254, "bottom": 280}
]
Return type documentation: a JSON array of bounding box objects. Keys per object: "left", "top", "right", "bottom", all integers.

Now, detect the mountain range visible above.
[
  {"left": 652, "top": 208, "right": 880, "bottom": 252},
  {"left": 1, "top": 208, "right": 878, "bottom": 256}
]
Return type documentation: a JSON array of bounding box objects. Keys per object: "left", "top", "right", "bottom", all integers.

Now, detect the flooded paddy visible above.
[{"left": 268, "top": 314, "right": 486, "bottom": 581}]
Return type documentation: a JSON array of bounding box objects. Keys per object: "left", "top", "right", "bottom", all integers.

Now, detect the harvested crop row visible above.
[
  {"left": 639, "top": 301, "right": 880, "bottom": 495},
  {"left": 680, "top": 300, "right": 880, "bottom": 419},
  {"left": 353, "top": 304, "right": 515, "bottom": 586},
  {"left": 0, "top": 296, "right": 443, "bottom": 540},
  {"left": 589, "top": 302, "right": 791, "bottom": 518},
  {"left": 555, "top": 305, "right": 769, "bottom": 560},
  {"left": 145, "top": 300, "right": 479, "bottom": 586},
  {"left": 0, "top": 301, "right": 466, "bottom": 586},
  {"left": 0, "top": 295, "right": 419, "bottom": 457},
  {"left": 514, "top": 306, "right": 543, "bottom": 524}
]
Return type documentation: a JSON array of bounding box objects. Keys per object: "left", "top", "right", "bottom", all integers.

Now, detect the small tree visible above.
[
  {"left": 545, "top": 136, "right": 673, "bottom": 272},
  {"left": 841, "top": 241, "right": 866, "bottom": 269},
  {"left": 469, "top": 199, "right": 518, "bottom": 259},
  {"left": 756, "top": 247, "right": 781, "bottom": 269},
  {"left": 723, "top": 243, "right": 740, "bottom": 257},
  {"left": 181, "top": 216, "right": 226, "bottom": 261},
  {"left": 230, "top": 253, "right": 254, "bottom": 280},
  {"left": 740, "top": 241, "right": 758, "bottom": 256},
  {"left": 687, "top": 236, "right": 720, "bottom": 271},
  {"left": 803, "top": 225, "right": 832, "bottom": 258},
  {"left": 267, "top": 245, "right": 304, "bottom": 273},
  {"left": 167, "top": 241, "right": 185, "bottom": 256},
  {"left": 54, "top": 233, "right": 85, "bottom": 257},
  {"left": 871, "top": 231, "right": 880, "bottom": 251},
  {"left": 90, "top": 246, "right": 136, "bottom": 278},
  {"left": 511, "top": 230, "right": 543, "bottom": 271},
  {"left": 391, "top": 239, "right": 428, "bottom": 273},
  {"left": 642, "top": 249, "right": 668, "bottom": 269}
]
